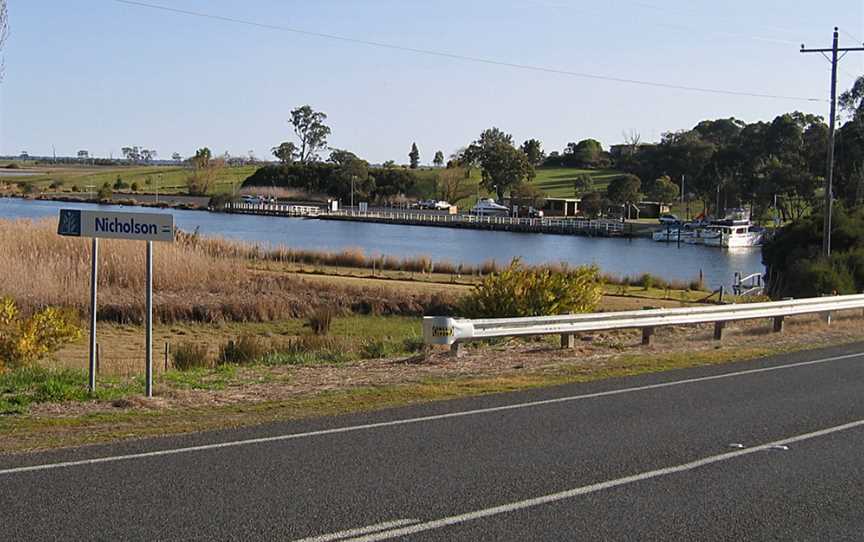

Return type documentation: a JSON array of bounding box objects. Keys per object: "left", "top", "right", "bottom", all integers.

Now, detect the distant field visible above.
[
  {"left": 532, "top": 167, "right": 624, "bottom": 198},
  {"left": 0, "top": 163, "right": 258, "bottom": 196}
]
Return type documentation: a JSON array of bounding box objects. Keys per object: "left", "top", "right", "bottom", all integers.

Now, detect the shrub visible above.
[
  {"left": 218, "top": 334, "right": 268, "bottom": 365},
  {"left": 5, "top": 163, "right": 20, "bottom": 169},
  {"left": 70, "top": 185, "right": 80, "bottom": 193},
  {"left": 459, "top": 259, "right": 602, "bottom": 318},
  {"left": 262, "top": 335, "right": 351, "bottom": 365},
  {"left": 172, "top": 342, "right": 211, "bottom": 370},
  {"left": 113, "top": 176, "right": 128, "bottom": 190},
  {"left": 130, "top": 182, "right": 139, "bottom": 192},
  {"left": 97, "top": 182, "right": 112, "bottom": 200},
  {"left": 49, "top": 180, "right": 64, "bottom": 190},
  {"left": 308, "top": 307, "right": 334, "bottom": 335},
  {"left": 0, "top": 298, "right": 82, "bottom": 371}
]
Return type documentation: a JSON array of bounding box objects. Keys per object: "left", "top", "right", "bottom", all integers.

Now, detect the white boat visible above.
[
  {"left": 702, "top": 209, "right": 763, "bottom": 248},
  {"left": 471, "top": 198, "right": 510, "bottom": 216}
]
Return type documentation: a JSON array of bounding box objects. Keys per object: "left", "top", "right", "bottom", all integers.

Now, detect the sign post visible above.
[{"left": 58, "top": 209, "right": 174, "bottom": 397}]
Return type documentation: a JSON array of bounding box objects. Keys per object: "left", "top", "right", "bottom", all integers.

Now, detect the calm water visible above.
[{"left": 0, "top": 198, "right": 764, "bottom": 289}]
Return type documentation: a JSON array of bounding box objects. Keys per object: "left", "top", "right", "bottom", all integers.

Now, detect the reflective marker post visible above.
[
  {"left": 58, "top": 209, "right": 173, "bottom": 396},
  {"left": 145, "top": 240, "right": 154, "bottom": 398},
  {"left": 89, "top": 238, "right": 98, "bottom": 393}
]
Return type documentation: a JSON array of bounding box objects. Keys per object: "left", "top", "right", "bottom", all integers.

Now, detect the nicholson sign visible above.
[{"left": 58, "top": 209, "right": 174, "bottom": 243}]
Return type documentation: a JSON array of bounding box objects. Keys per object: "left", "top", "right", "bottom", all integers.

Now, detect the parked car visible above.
[
  {"left": 433, "top": 200, "right": 451, "bottom": 210},
  {"left": 658, "top": 214, "right": 681, "bottom": 225}
]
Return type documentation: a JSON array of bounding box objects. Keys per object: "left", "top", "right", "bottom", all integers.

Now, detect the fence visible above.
[
  {"left": 423, "top": 294, "right": 864, "bottom": 355},
  {"left": 225, "top": 202, "right": 321, "bottom": 217}
]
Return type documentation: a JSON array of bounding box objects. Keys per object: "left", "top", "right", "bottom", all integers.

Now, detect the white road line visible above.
[
  {"left": 333, "top": 418, "right": 864, "bottom": 542},
  {"left": 1, "top": 351, "right": 862, "bottom": 477},
  {"left": 293, "top": 519, "right": 420, "bottom": 542}
]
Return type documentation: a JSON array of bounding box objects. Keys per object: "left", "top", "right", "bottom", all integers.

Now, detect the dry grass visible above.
[{"left": 1, "top": 219, "right": 458, "bottom": 323}]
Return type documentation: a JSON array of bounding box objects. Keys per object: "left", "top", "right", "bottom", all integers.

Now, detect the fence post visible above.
[
  {"left": 560, "top": 334, "right": 576, "bottom": 349},
  {"left": 164, "top": 342, "right": 170, "bottom": 372},
  {"left": 450, "top": 342, "right": 465, "bottom": 358},
  {"left": 773, "top": 316, "right": 785, "bottom": 333},
  {"left": 820, "top": 293, "right": 833, "bottom": 324},
  {"left": 713, "top": 321, "right": 726, "bottom": 340},
  {"left": 641, "top": 327, "right": 654, "bottom": 346},
  {"left": 96, "top": 343, "right": 101, "bottom": 375}
]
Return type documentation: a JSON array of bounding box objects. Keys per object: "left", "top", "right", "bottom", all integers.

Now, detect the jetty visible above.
[{"left": 224, "top": 203, "right": 627, "bottom": 237}]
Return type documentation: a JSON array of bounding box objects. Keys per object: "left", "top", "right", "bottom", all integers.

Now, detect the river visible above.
[{"left": 0, "top": 198, "right": 764, "bottom": 289}]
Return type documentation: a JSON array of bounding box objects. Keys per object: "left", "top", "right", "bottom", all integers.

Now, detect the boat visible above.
[
  {"left": 470, "top": 198, "right": 510, "bottom": 217},
  {"left": 702, "top": 209, "right": 763, "bottom": 248}
]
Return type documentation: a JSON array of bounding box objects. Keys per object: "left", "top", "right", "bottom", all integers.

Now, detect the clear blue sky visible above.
[{"left": 1, "top": 0, "right": 862, "bottom": 163}]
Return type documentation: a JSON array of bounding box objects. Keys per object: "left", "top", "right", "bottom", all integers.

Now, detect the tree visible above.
[
  {"left": 436, "top": 167, "right": 470, "bottom": 203},
  {"left": 511, "top": 182, "right": 546, "bottom": 209},
  {"left": 645, "top": 175, "right": 679, "bottom": 203},
  {"left": 606, "top": 174, "right": 642, "bottom": 205},
  {"left": 520, "top": 139, "right": 545, "bottom": 166},
  {"left": 409, "top": 143, "right": 420, "bottom": 169},
  {"left": 186, "top": 147, "right": 221, "bottom": 196},
  {"left": 469, "top": 128, "right": 533, "bottom": 201},
  {"left": 140, "top": 149, "right": 157, "bottom": 163},
  {"left": 433, "top": 150, "right": 445, "bottom": 168},
  {"left": 580, "top": 191, "right": 604, "bottom": 218},
  {"left": 171, "top": 152, "right": 182, "bottom": 162},
  {"left": 121, "top": 146, "right": 142, "bottom": 163},
  {"left": 271, "top": 142, "right": 297, "bottom": 164},
  {"left": 573, "top": 174, "right": 594, "bottom": 196},
  {"left": 290, "top": 105, "right": 331, "bottom": 163},
  {"left": 563, "top": 139, "right": 606, "bottom": 168}
]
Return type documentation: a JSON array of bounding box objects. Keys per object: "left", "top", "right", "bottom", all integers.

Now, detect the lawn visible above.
[
  {"left": 0, "top": 163, "right": 258, "bottom": 196},
  {"left": 532, "top": 167, "right": 624, "bottom": 198}
]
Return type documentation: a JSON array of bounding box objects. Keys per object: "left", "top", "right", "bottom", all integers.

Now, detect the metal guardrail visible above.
[{"left": 423, "top": 294, "right": 864, "bottom": 355}]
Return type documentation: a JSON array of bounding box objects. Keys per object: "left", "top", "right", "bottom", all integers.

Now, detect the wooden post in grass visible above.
[
  {"left": 713, "top": 321, "right": 726, "bottom": 340},
  {"left": 164, "top": 342, "right": 170, "bottom": 372},
  {"left": 641, "top": 327, "right": 654, "bottom": 346},
  {"left": 450, "top": 342, "right": 465, "bottom": 358},
  {"left": 773, "top": 316, "right": 785, "bottom": 333}
]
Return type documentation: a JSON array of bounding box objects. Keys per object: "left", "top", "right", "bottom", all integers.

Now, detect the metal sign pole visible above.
[
  {"left": 89, "top": 238, "right": 98, "bottom": 393},
  {"left": 145, "top": 240, "right": 153, "bottom": 398}
]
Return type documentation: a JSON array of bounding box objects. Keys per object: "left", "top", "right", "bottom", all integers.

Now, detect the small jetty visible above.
[{"left": 224, "top": 203, "right": 627, "bottom": 237}]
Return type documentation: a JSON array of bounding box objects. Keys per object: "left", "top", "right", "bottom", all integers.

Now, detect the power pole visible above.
[{"left": 801, "top": 27, "right": 864, "bottom": 258}]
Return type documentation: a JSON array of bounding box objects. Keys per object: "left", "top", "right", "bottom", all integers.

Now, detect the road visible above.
[{"left": 3, "top": 343, "right": 864, "bottom": 540}]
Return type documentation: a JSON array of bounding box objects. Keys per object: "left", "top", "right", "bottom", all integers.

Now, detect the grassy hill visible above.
[
  {"left": 0, "top": 163, "right": 257, "bottom": 195},
  {"left": 533, "top": 167, "right": 624, "bottom": 198}
]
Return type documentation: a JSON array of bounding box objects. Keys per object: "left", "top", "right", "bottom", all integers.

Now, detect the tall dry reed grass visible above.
[{"left": 1, "top": 219, "right": 457, "bottom": 323}]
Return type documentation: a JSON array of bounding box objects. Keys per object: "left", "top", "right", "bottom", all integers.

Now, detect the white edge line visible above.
[
  {"left": 1, "top": 351, "right": 862, "bottom": 476},
  {"left": 336, "top": 418, "right": 864, "bottom": 542},
  {"left": 293, "top": 519, "right": 420, "bottom": 542}
]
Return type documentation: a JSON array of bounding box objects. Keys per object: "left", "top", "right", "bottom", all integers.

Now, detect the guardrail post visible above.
[
  {"left": 560, "top": 333, "right": 576, "bottom": 349},
  {"left": 450, "top": 342, "right": 465, "bottom": 358},
  {"left": 773, "top": 316, "right": 785, "bottom": 333},
  {"left": 820, "top": 294, "right": 833, "bottom": 324},
  {"left": 641, "top": 327, "right": 654, "bottom": 346},
  {"left": 713, "top": 321, "right": 726, "bottom": 340}
]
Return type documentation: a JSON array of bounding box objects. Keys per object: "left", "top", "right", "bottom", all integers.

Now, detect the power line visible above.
[{"left": 111, "top": 0, "right": 822, "bottom": 103}]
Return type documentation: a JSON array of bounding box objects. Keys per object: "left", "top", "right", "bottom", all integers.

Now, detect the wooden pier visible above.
[{"left": 224, "top": 203, "right": 627, "bottom": 237}]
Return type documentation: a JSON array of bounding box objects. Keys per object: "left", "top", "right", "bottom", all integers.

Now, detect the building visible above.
[{"left": 543, "top": 197, "right": 580, "bottom": 217}]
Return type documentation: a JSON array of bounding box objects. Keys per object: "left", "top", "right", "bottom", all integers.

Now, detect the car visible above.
[
  {"left": 433, "top": 200, "right": 452, "bottom": 210},
  {"left": 659, "top": 214, "right": 681, "bottom": 225}
]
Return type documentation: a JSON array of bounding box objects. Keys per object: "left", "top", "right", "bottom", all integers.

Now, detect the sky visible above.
[{"left": 1, "top": 0, "right": 863, "bottom": 164}]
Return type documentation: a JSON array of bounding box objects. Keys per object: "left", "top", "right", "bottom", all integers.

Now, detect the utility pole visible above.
[{"left": 801, "top": 27, "right": 864, "bottom": 258}]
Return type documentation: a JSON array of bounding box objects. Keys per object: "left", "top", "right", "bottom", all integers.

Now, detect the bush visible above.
[
  {"left": 70, "top": 185, "right": 80, "bottom": 193},
  {"left": 130, "top": 182, "right": 139, "bottom": 192},
  {"left": 308, "top": 307, "right": 334, "bottom": 335},
  {"left": 97, "top": 182, "right": 112, "bottom": 200},
  {"left": 218, "top": 334, "right": 268, "bottom": 365},
  {"left": 49, "top": 180, "right": 64, "bottom": 190},
  {"left": 262, "top": 336, "right": 351, "bottom": 365},
  {"left": 172, "top": 342, "right": 211, "bottom": 370},
  {"left": 459, "top": 259, "right": 602, "bottom": 318},
  {"left": 0, "top": 298, "right": 82, "bottom": 371},
  {"left": 5, "top": 163, "right": 20, "bottom": 169},
  {"left": 113, "top": 176, "right": 129, "bottom": 190}
]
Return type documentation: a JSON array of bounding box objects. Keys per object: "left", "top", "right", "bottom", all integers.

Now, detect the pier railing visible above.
[
  {"left": 226, "top": 202, "right": 321, "bottom": 217},
  {"left": 328, "top": 209, "right": 626, "bottom": 235},
  {"left": 423, "top": 294, "right": 864, "bottom": 356}
]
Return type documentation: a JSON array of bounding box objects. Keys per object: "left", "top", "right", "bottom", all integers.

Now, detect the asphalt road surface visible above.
[{"left": 4, "top": 343, "right": 864, "bottom": 541}]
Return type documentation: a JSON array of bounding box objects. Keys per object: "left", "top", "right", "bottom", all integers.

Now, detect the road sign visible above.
[
  {"left": 58, "top": 209, "right": 174, "bottom": 243},
  {"left": 58, "top": 208, "right": 174, "bottom": 398}
]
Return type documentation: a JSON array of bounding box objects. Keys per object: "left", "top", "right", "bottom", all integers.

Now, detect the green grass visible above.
[
  {"left": 0, "top": 366, "right": 138, "bottom": 414},
  {"left": 532, "top": 167, "right": 624, "bottom": 198},
  {"left": 1, "top": 164, "right": 258, "bottom": 196}
]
